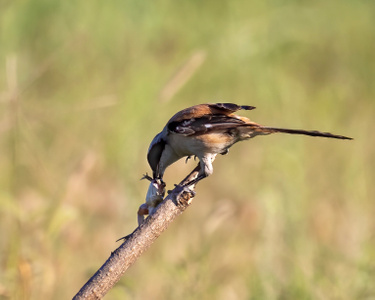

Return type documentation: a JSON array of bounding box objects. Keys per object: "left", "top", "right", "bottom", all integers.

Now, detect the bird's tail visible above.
[
  {"left": 260, "top": 126, "right": 353, "bottom": 140},
  {"left": 238, "top": 123, "right": 352, "bottom": 140}
]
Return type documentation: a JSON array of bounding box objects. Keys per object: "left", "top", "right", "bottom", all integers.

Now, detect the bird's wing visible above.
[
  {"left": 168, "top": 103, "right": 255, "bottom": 124},
  {"left": 208, "top": 103, "right": 256, "bottom": 114},
  {"left": 168, "top": 114, "right": 258, "bottom": 136}
]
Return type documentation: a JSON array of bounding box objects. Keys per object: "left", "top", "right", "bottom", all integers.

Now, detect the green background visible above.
[{"left": 1, "top": 0, "right": 374, "bottom": 299}]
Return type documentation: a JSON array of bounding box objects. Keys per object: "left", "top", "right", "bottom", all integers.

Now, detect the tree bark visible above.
[{"left": 72, "top": 165, "right": 200, "bottom": 299}]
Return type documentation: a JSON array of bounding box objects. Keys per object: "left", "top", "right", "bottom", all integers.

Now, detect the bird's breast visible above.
[{"left": 168, "top": 132, "right": 236, "bottom": 157}]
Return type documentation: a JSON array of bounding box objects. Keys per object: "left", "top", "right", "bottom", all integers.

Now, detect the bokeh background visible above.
[{"left": 1, "top": 0, "right": 374, "bottom": 299}]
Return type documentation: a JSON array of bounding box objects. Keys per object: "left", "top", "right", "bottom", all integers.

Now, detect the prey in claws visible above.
[
  {"left": 137, "top": 174, "right": 166, "bottom": 226},
  {"left": 117, "top": 174, "right": 165, "bottom": 242}
]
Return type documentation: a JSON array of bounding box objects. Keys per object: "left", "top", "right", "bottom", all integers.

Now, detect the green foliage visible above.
[{"left": 0, "top": 0, "right": 374, "bottom": 299}]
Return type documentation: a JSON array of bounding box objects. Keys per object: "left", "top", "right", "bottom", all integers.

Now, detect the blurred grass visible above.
[{"left": 0, "top": 0, "right": 374, "bottom": 299}]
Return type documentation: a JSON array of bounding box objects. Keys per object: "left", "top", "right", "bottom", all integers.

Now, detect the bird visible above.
[{"left": 147, "top": 103, "right": 352, "bottom": 188}]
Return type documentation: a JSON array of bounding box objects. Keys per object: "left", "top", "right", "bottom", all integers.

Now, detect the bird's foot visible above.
[{"left": 185, "top": 155, "right": 198, "bottom": 163}]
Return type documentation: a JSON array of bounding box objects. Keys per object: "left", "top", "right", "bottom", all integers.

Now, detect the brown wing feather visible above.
[
  {"left": 208, "top": 103, "right": 256, "bottom": 114},
  {"left": 168, "top": 103, "right": 255, "bottom": 123},
  {"left": 168, "top": 114, "right": 257, "bottom": 136}
]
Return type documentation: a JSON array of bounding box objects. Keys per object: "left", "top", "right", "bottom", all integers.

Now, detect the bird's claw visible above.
[{"left": 185, "top": 155, "right": 198, "bottom": 163}]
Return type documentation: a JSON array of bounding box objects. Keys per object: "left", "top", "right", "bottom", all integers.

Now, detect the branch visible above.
[{"left": 73, "top": 164, "right": 201, "bottom": 299}]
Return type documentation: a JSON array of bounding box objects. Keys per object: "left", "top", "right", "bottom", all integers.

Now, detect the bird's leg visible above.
[
  {"left": 180, "top": 163, "right": 201, "bottom": 185},
  {"left": 166, "top": 163, "right": 200, "bottom": 196},
  {"left": 169, "top": 158, "right": 210, "bottom": 192},
  {"left": 168, "top": 182, "right": 197, "bottom": 197},
  {"left": 180, "top": 173, "right": 207, "bottom": 189},
  {"left": 181, "top": 154, "right": 217, "bottom": 188}
]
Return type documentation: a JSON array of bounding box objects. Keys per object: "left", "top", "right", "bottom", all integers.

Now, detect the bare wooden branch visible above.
[{"left": 73, "top": 164, "right": 200, "bottom": 300}]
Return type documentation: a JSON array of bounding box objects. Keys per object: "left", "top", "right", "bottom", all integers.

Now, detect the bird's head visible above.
[{"left": 147, "top": 132, "right": 166, "bottom": 179}]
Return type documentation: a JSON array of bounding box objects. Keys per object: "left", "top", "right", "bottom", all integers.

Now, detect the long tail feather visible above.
[{"left": 262, "top": 126, "right": 353, "bottom": 140}]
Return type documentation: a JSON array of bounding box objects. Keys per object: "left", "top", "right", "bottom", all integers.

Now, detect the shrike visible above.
[{"left": 147, "top": 103, "right": 352, "bottom": 187}]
